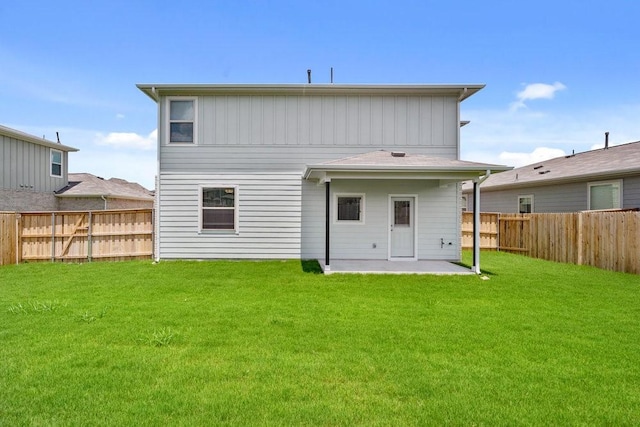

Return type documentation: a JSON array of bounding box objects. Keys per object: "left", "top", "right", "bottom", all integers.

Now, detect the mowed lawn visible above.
[{"left": 1, "top": 252, "right": 639, "bottom": 425}]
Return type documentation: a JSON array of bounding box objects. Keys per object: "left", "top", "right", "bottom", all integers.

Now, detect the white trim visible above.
[
  {"left": 387, "top": 194, "right": 418, "bottom": 261},
  {"left": 517, "top": 194, "right": 534, "bottom": 213},
  {"left": 198, "top": 184, "right": 239, "bottom": 234},
  {"left": 333, "top": 193, "right": 365, "bottom": 225},
  {"left": 166, "top": 96, "right": 198, "bottom": 145},
  {"left": 587, "top": 179, "right": 622, "bottom": 210},
  {"left": 50, "top": 148, "right": 63, "bottom": 178}
]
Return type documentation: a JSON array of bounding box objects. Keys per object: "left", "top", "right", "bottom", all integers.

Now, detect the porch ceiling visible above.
[{"left": 304, "top": 150, "right": 511, "bottom": 183}]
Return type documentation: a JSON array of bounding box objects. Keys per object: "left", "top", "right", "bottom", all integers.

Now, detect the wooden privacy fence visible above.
[
  {"left": 0, "top": 209, "right": 153, "bottom": 265},
  {"left": 0, "top": 212, "right": 19, "bottom": 265},
  {"left": 462, "top": 211, "right": 640, "bottom": 275}
]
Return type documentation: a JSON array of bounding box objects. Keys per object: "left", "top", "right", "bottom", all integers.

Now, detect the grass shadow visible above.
[{"left": 300, "top": 259, "right": 323, "bottom": 274}]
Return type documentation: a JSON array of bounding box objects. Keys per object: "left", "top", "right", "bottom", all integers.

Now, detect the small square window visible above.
[
  {"left": 335, "top": 194, "right": 364, "bottom": 223},
  {"left": 588, "top": 181, "right": 621, "bottom": 210},
  {"left": 518, "top": 195, "right": 533, "bottom": 213},
  {"left": 169, "top": 99, "right": 196, "bottom": 143}
]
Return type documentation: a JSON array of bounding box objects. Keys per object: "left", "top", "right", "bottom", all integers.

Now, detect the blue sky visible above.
[{"left": 1, "top": 0, "right": 638, "bottom": 189}]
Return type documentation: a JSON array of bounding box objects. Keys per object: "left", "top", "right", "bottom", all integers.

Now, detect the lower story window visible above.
[
  {"left": 588, "top": 180, "right": 621, "bottom": 210},
  {"left": 201, "top": 186, "right": 237, "bottom": 231},
  {"left": 518, "top": 195, "right": 533, "bottom": 213},
  {"left": 336, "top": 194, "right": 364, "bottom": 223}
]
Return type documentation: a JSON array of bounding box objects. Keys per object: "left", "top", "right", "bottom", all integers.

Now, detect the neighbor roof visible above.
[
  {"left": 463, "top": 141, "right": 640, "bottom": 192},
  {"left": 305, "top": 150, "right": 511, "bottom": 182},
  {"left": 55, "top": 173, "right": 154, "bottom": 201},
  {"left": 137, "top": 83, "right": 485, "bottom": 102},
  {"left": 0, "top": 124, "right": 78, "bottom": 152}
]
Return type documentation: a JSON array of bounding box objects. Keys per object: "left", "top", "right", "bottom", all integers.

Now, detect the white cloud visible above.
[
  {"left": 498, "top": 147, "right": 566, "bottom": 167},
  {"left": 116, "top": 113, "right": 125, "bottom": 119},
  {"left": 95, "top": 129, "right": 157, "bottom": 150},
  {"left": 510, "top": 82, "right": 567, "bottom": 111},
  {"left": 460, "top": 103, "right": 640, "bottom": 168}
]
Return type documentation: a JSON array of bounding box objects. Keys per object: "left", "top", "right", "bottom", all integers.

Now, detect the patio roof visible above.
[{"left": 304, "top": 150, "right": 511, "bottom": 183}]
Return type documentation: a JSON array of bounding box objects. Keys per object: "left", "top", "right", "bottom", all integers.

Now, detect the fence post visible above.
[
  {"left": 577, "top": 212, "right": 583, "bottom": 266},
  {"left": 88, "top": 211, "right": 93, "bottom": 262},
  {"left": 51, "top": 212, "right": 55, "bottom": 262}
]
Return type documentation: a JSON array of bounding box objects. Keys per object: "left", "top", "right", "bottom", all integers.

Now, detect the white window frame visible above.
[
  {"left": 334, "top": 193, "right": 365, "bottom": 224},
  {"left": 518, "top": 194, "right": 534, "bottom": 214},
  {"left": 461, "top": 195, "right": 468, "bottom": 212},
  {"left": 587, "top": 180, "right": 622, "bottom": 210},
  {"left": 50, "top": 149, "right": 63, "bottom": 178},
  {"left": 198, "top": 184, "right": 239, "bottom": 233},
  {"left": 166, "top": 97, "right": 198, "bottom": 144}
]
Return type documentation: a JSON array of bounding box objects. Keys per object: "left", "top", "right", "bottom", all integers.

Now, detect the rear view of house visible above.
[
  {"left": 0, "top": 124, "right": 78, "bottom": 211},
  {"left": 138, "top": 84, "right": 509, "bottom": 272}
]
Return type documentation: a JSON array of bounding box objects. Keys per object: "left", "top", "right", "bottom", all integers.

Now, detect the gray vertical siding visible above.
[
  {"left": 159, "top": 94, "right": 460, "bottom": 172},
  {"left": 0, "top": 134, "right": 67, "bottom": 193}
]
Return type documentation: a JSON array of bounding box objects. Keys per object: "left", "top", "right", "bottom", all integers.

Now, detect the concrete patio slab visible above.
[{"left": 320, "top": 260, "right": 475, "bottom": 275}]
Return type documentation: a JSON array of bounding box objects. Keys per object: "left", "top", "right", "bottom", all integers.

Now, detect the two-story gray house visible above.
[
  {"left": 0, "top": 124, "right": 78, "bottom": 211},
  {"left": 137, "top": 84, "right": 509, "bottom": 273}
]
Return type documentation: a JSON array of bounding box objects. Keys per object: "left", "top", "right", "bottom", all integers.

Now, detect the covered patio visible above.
[{"left": 304, "top": 150, "right": 511, "bottom": 275}]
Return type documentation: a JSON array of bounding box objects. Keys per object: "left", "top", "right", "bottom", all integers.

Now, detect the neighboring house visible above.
[
  {"left": 137, "top": 83, "right": 509, "bottom": 272},
  {"left": 0, "top": 124, "right": 78, "bottom": 211},
  {"left": 463, "top": 141, "right": 640, "bottom": 213},
  {"left": 55, "top": 173, "right": 154, "bottom": 210}
]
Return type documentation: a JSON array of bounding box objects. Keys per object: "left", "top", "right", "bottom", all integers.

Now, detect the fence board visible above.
[{"left": 0, "top": 212, "right": 18, "bottom": 266}]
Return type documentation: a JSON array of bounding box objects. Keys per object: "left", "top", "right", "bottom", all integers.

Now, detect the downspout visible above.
[
  {"left": 101, "top": 195, "right": 108, "bottom": 210},
  {"left": 472, "top": 169, "right": 491, "bottom": 274}
]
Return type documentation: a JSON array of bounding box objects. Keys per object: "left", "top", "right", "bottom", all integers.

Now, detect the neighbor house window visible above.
[
  {"left": 201, "top": 186, "right": 237, "bottom": 231},
  {"left": 335, "top": 194, "right": 364, "bottom": 223},
  {"left": 588, "top": 180, "right": 622, "bottom": 210},
  {"left": 461, "top": 196, "right": 468, "bottom": 212},
  {"left": 51, "top": 149, "right": 62, "bottom": 177},
  {"left": 518, "top": 195, "right": 533, "bottom": 213},
  {"left": 168, "top": 98, "right": 196, "bottom": 143}
]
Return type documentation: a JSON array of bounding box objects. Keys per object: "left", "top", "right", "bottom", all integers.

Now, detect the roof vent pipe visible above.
[
  {"left": 307, "top": 69, "right": 311, "bottom": 84},
  {"left": 605, "top": 131, "right": 609, "bottom": 149},
  {"left": 330, "top": 67, "right": 334, "bottom": 84}
]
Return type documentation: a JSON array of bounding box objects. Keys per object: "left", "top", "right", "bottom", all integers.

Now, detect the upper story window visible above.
[
  {"left": 51, "top": 149, "right": 62, "bottom": 177},
  {"left": 588, "top": 180, "right": 622, "bottom": 210},
  {"left": 168, "top": 98, "right": 196, "bottom": 143},
  {"left": 518, "top": 195, "right": 533, "bottom": 213}
]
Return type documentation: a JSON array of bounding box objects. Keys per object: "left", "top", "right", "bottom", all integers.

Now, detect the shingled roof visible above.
[
  {"left": 465, "top": 141, "right": 640, "bottom": 191},
  {"left": 55, "top": 173, "right": 153, "bottom": 201}
]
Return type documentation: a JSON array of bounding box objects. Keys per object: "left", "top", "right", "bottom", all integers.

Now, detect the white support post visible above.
[{"left": 473, "top": 181, "right": 481, "bottom": 274}]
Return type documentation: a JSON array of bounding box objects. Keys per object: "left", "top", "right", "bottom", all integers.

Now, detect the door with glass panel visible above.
[{"left": 390, "top": 197, "right": 415, "bottom": 258}]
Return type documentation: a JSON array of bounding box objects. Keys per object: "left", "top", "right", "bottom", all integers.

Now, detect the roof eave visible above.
[
  {"left": 136, "top": 83, "right": 485, "bottom": 101},
  {"left": 0, "top": 125, "right": 79, "bottom": 152}
]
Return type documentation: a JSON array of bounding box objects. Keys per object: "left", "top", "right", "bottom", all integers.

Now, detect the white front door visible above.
[{"left": 390, "top": 197, "right": 415, "bottom": 258}]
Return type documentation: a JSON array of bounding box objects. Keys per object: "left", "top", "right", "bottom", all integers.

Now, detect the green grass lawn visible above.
[{"left": 1, "top": 252, "right": 639, "bottom": 426}]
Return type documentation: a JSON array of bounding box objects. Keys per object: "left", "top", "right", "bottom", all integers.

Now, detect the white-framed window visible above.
[
  {"left": 334, "top": 193, "right": 365, "bottom": 223},
  {"left": 167, "top": 97, "right": 197, "bottom": 143},
  {"left": 518, "top": 195, "right": 533, "bottom": 213},
  {"left": 199, "top": 185, "right": 238, "bottom": 232},
  {"left": 588, "top": 180, "right": 622, "bottom": 210},
  {"left": 461, "top": 195, "right": 468, "bottom": 212},
  {"left": 50, "top": 149, "right": 63, "bottom": 177}
]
